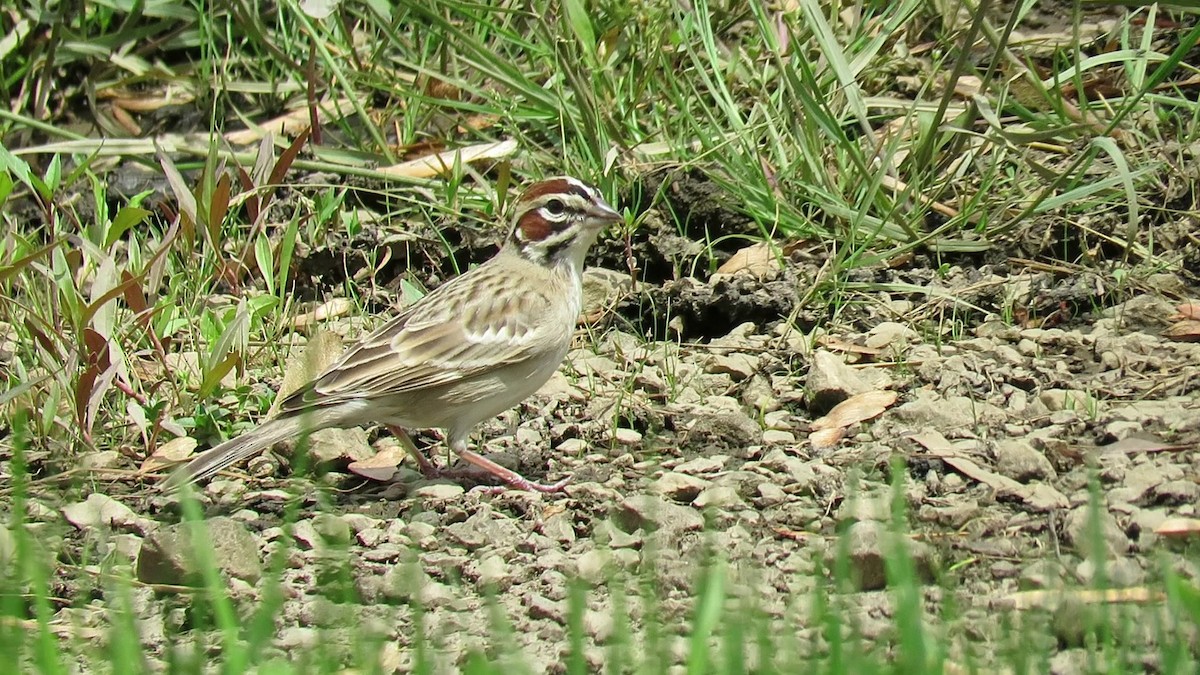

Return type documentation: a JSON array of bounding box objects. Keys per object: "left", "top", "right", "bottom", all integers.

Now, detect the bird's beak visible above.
[{"left": 588, "top": 197, "right": 623, "bottom": 227}]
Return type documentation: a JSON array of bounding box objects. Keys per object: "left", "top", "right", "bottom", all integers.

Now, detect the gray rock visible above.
[
  {"left": 805, "top": 350, "right": 874, "bottom": 410},
  {"left": 540, "top": 513, "right": 577, "bottom": 546},
  {"left": 306, "top": 427, "right": 373, "bottom": 465},
  {"left": 704, "top": 353, "right": 759, "bottom": 381},
  {"left": 412, "top": 483, "right": 465, "bottom": 500},
  {"left": 993, "top": 439, "right": 1055, "bottom": 482},
  {"left": 893, "top": 390, "right": 1001, "bottom": 430},
  {"left": 612, "top": 495, "right": 704, "bottom": 535},
  {"left": 1019, "top": 559, "right": 1066, "bottom": 590},
  {"left": 648, "top": 472, "right": 709, "bottom": 502},
  {"left": 845, "top": 520, "right": 937, "bottom": 591},
  {"left": 576, "top": 549, "right": 611, "bottom": 584},
  {"left": 685, "top": 409, "right": 760, "bottom": 455},
  {"left": 79, "top": 451, "right": 123, "bottom": 471},
  {"left": 136, "top": 517, "right": 261, "bottom": 586},
  {"left": 62, "top": 494, "right": 153, "bottom": 535},
  {"left": 1063, "top": 506, "right": 1131, "bottom": 556},
  {"left": 445, "top": 509, "right": 521, "bottom": 550},
  {"left": 474, "top": 555, "right": 512, "bottom": 591},
  {"left": 761, "top": 429, "right": 795, "bottom": 445},
  {"left": 692, "top": 486, "right": 744, "bottom": 510},
  {"left": 525, "top": 593, "right": 565, "bottom": 623},
  {"left": 864, "top": 322, "right": 919, "bottom": 352}
]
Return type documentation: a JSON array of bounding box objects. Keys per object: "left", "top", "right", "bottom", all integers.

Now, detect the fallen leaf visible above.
[
  {"left": 141, "top": 436, "right": 199, "bottom": 472},
  {"left": 378, "top": 139, "right": 518, "bottom": 179},
  {"left": 1154, "top": 517, "right": 1200, "bottom": 538},
  {"left": 1163, "top": 320, "right": 1200, "bottom": 342},
  {"left": 809, "top": 426, "right": 845, "bottom": 451},
  {"left": 1174, "top": 302, "right": 1200, "bottom": 320},
  {"left": 269, "top": 330, "right": 345, "bottom": 416},
  {"left": 908, "top": 429, "right": 1068, "bottom": 511},
  {"left": 715, "top": 242, "right": 777, "bottom": 278},
  {"left": 1096, "top": 433, "right": 1190, "bottom": 455},
  {"left": 291, "top": 298, "right": 354, "bottom": 329},
  {"left": 994, "top": 587, "right": 1163, "bottom": 611},
  {"left": 810, "top": 390, "right": 898, "bottom": 431},
  {"left": 224, "top": 98, "right": 354, "bottom": 145},
  {"left": 347, "top": 445, "right": 409, "bottom": 482}
]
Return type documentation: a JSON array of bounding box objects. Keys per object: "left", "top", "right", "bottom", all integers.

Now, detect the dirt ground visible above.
[{"left": 28, "top": 166, "right": 1200, "bottom": 672}]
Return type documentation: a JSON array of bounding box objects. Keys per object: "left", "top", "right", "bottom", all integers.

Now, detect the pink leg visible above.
[{"left": 451, "top": 440, "right": 570, "bottom": 494}]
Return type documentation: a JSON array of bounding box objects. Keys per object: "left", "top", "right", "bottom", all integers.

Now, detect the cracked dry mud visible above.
[{"left": 29, "top": 182, "right": 1200, "bottom": 673}]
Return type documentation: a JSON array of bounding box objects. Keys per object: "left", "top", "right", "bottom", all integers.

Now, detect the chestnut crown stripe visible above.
[{"left": 509, "top": 177, "right": 604, "bottom": 245}]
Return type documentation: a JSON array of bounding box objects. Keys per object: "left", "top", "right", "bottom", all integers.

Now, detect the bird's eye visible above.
[{"left": 544, "top": 199, "right": 565, "bottom": 216}]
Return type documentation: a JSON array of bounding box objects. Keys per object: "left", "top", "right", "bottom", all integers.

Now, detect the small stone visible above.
[
  {"left": 613, "top": 495, "right": 704, "bottom": 535},
  {"left": 648, "top": 472, "right": 709, "bottom": 502},
  {"left": 686, "top": 409, "right": 760, "bottom": 452},
  {"left": 475, "top": 555, "right": 511, "bottom": 590},
  {"left": 845, "top": 520, "right": 937, "bottom": 591},
  {"left": 313, "top": 513, "right": 352, "bottom": 546},
  {"left": 576, "top": 549, "right": 611, "bottom": 584},
  {"left": 692, "top": 486, "right": 744, "bottom": 510},
  {"left": 418, "top": 581, "right": 454, "bottom": 608},
  {"left": 754, "top": 483, "right": 787, "bottom": 507},
  {"left": 1063, "top": 506, "right": 1130, "bottom": 556},
  {"left": 1019, "top": 559, "right": 1066, "bottom": 590},
  {"left": 805, "top": 350, "right": 875, "bottom": 410},
  {"left": 79, "top": 451, "right": 122, "bottom": 471},
  {"left": 136, "top": 517, "right": 261, "bottom": 586},
  {"left": 291, "top": 520, "right": 320, "bottom": 550},
  {"left": 993, "top": 439, "right": 1055, "bottom": 482},
  {"left": 556, "top": 438, "right": 588, "bottom": 454},
  {"left": 762, "top": 429, "right": 795, "bottom": 444},
  {"left": 540, "top": 513, "right": 577, "bottom": 546},
  {"left": 526, "top": 593, "right": 565, "bottom": 623},
  {"left": 610, "top": 428, "right": 642, "bottom": 445},
  {"left": 704, "top": 353, "right": 759, "bottom": 381},
  {"left": 412, "top": 483, "right": 466, "bottom": 500},
  {"left": 306, "top": 427, "right": 374, "bottom": 465},
  {"left": 674, "top": 456, "right": 728, "bottom": 474},
  {"left": 62, "top": 494, "right": 151, "bottom": 534},
  {"left": 864, "top": 322, "right": 919, "bottom": 352}
]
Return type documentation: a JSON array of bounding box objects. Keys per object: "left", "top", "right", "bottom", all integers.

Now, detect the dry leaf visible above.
[
  {"left": 378, "top": 139, "right": 518, "bottom": 179},
  {"left": 269, "top": 330, "right": 345, "bottom": 416},
  {"left": 225, "top": 98, "right": 354, "bottom": 145},
  {"left": 809, "top": 427, "right": 845, "bottom": 450},
  {"left": 291, "top": 298, "right": 354, "bottom": 329},
  {"left": 141, "top": 436, "right": 199, "bottom": 472},
  {"left": 908, "top": 429, "right": 1068, "bottom": 511},
  {"left": 347, "top": 445, "right": 409, "bottom": 482},
  {"left": 715, "top": 242, "right": 777, "bottom": 278},
  {"left": 810, "top": 390, "right": 897, "bottom": 431},
  {"left": 1154, "top": 517, "right": 1200, "bottom": 538},
  {"left": 1175, "top": 302, "right": 1200, "bottom": 320},
  {"left": 995, "top": 587, "right": 1162, "bottom": 611},
  {"left": 1097, "top": 433, "right": 1189, "bottom": 455},
  {"left": 1163, "top": 320, "right": 1200, "bottom": 342}
]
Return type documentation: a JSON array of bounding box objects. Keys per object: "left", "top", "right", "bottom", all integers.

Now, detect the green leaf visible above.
[
  {"left": 277, "top": 216, "right": 300, "bottom": 295},
  {"left": 105, "top": 207, "right": 152, "bottom": 249},
  {"left": 254, "top": 231, "right": 275, "bottom": 296},
  {"left": 562, "top": 0, "right": 597, "bottom": 65}
]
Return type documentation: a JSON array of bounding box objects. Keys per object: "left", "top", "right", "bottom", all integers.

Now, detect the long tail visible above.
[{"left": 166, "top": 416, "right": 306, "bottom": 489}]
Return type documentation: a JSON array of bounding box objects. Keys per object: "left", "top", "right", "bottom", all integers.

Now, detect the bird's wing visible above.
[{"left": 278, "top": 264, "right": 560, "bottom": 413}]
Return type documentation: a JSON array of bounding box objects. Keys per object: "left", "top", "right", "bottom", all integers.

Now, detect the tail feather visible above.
[{"left": 166, "top": 417, "right": 303, "bottom": 489}]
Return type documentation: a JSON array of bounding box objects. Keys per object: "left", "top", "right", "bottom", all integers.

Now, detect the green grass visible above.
[{"left": 3, "top": 0, "right": 1200, "bottom": 671}]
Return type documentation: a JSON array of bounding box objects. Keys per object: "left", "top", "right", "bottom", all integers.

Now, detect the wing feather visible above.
[{"left": 279, "top": 261, "right": 560, "bottom": 414}]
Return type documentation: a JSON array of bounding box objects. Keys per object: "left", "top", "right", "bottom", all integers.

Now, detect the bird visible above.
[{"left": 169, "top": 176, "right": 622, "bottom": 493}]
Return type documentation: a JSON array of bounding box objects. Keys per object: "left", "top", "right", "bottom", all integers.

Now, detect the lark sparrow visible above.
[{"left": 170, "top": 176, "right": 622, "bottom": 492}]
